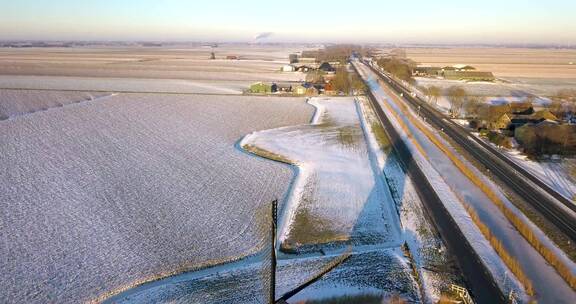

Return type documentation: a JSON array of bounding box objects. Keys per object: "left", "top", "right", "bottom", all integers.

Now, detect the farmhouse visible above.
[
  {"left": 293, "top": 84, "right": 319, "bottom": 96},
  {"left": 491, "top": 113, "right": 512, "bottom": 130}
]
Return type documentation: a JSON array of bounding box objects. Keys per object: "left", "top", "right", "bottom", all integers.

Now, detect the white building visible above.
[{"left": 281, "top": 65, "right": 296, "bottom": 72}]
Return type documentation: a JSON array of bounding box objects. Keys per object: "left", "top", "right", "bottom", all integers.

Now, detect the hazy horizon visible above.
[{"left": 1, "top": 0, "right": 576, "bottom": 44}]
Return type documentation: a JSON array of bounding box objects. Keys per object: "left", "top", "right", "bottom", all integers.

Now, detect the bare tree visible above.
[
  {"left": 427, "top": 86, "right": 442, "bottom": 105},
  {"left": 553, "top": 89, "right": 576, "bottom": 120},
  {"left": 446, "top": 86, "right": 467, "bottom": 118},
  {"left": 464, "top": 96, "right": 484, "bottom": 119}
]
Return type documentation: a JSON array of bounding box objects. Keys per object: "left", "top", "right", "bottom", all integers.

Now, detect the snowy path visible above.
[{"left": 356, "top": 62, "right": 576, "bottom": 303}]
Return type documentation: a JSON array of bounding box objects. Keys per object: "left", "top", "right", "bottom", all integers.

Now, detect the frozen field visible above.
[
  {"left": 401, "top": 47, "right": 576, "bottom": 79},
  {"left": 0, "top": 76, "right": 250, "bottom": 95},
  {"left": 506, "top": 151, "right": 576, "bottom": 202},
  {"left": 108, "top": 96, "right": 454, "bottom": 303},
  {"left": 0, "top": 92, "right": 314, "bottom": 303},
  {"left": 0, "top": 46, "right": 307, "bottom": 84},
  {"left": 0, "top": 89, "right": 110, "bottom": 119}
]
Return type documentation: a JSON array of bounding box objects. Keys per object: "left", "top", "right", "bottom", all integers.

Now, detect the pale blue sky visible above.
[{"left": 1, "top": 0, "right": 575, "bottom": 44}]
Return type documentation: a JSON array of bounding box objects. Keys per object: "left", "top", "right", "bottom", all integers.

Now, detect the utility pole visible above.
[{"left": 270, "top": 199, "right": 278, "bottom": 304}]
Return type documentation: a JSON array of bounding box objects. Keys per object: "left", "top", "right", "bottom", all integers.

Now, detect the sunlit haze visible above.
[{"left": 1, "top": 0, "right": 576, "bottom": 44}]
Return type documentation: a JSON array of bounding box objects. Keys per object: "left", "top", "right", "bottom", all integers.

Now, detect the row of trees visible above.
[
  {"left": 376, "top": 57, "right": 416, "bottom": 82},
  {"left": 302, "top": 45, "right": 372, "bottom": 64},
  {"left": 330, "top": 67, "right": 366, "bottom": 94}
]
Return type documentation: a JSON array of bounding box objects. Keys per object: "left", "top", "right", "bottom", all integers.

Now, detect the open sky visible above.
[{"left": 1, "top": 0, "right": 575, "bottom": 44}]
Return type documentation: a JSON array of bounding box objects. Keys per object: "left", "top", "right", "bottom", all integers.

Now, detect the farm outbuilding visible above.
[
  {"left": 250, "top": 82, "right": 272, "bottom": 94},
  {"left": 281, "top": 65, "right": 296, "bottom": 72},
  {"left": 293, "top": 84, "right": 319, "bottom": 96},
  {"left": 442, "top": 71, "right": 495, "bottom": 81},
  {"left": 319, "top": 62, "right": 335, "bottom": 72},
  {"left": 490, "top": 113, "right": 512, "bottom": 130}
]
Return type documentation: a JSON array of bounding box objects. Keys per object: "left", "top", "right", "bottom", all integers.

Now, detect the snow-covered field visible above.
[
  {"left": 106, "top": 96, "right": 434, "bottom": 304},
  {"left": 356, "top": 61, "right": 576, "bottom": 303},
  {"left": 506, "top": 150, "right": 576, "bottom": 202},
  {"left": 0, "top": 46, "right": 307, "bottom": 85},
  {"left": 0, "top": 92, "right": 314, "bottom": 303},
  {"left": 0, "top": 76, "right": 251, "bottom": 95},
  {"left": 0, "top": 89, "right": 111, "bottom": 119}
]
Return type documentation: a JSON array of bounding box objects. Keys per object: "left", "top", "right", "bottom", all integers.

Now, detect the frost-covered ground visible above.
[
  {"left": 241, "top": 97, "right": 402, "bottom": 251},
  {"left": 505, "top": 150, "right": 576, "bottom": 202},
  {"left": 0, "top": 46, "right": 307, "bottom": 87},
  {"left": 0, "top": 92, "right": 314, "bottom": 303},
  {"left": 108, "top": 96, "right": 434, "bottom": 304},
  {"left": 356, "top": 62, "right": 576, "bottom": 303},
  {"left": 0, "top": 76, "right": 251, "bottom": 95},
  {"left": 0, "top": 89, "right": 112, "bottom": 119},
  {"left": 106, "top": 248, "right": 418, "bottom": 304}
]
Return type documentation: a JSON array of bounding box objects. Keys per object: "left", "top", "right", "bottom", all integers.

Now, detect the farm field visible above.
[
  {"left": 399, "top": 48, "right": 576, "bottom": 100},
  {"left": 0, "top": 46, "right": 308, "bottom": 92},
  {"left": 0, "top": 92, "right": 314, "bottom": 303},
  {"left": 107, "top": 96, "right": 459, "bottom": 303},
  {"left": 402, "top": 47, "right": 576, "bottom": 79}
]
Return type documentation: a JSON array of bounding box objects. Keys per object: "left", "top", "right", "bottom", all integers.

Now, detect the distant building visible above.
[
  {"left": 324, "top": 82, "right": 337, "bottom": 95},
  {"left": 289, "top": 54, "right": 299, "bottom": 64},
  {"left": 441, "top": 71, "right": 495, "bottom": 81},
  {"left": 275, "top": 83, "right": 293, "bottom": 93},
  {"left": 413, "top": 66, "right": 441, "bottom": 77},
  {"left": 452, "top": 64, "right": 476, "bottom": 71},
  {"left": 281, "top": 65, "right": 296, "bottom": 72},
  {"left": 298, "top": 57, "right": 317, "bottom": 64},
  {"left": 296, "top": 65, "right": 315, "bottom": 72},
  {"left": 491, "top": 113, "right": 512, "bottom": 130},
  {"left": 293, "top": 83, "right": 319, "bottom": 96},
  {"left": 319, "top": 62, "right": 335, "bottom": 72},
  {"left": 250, "top": 82, "right": 272, "bottom": 94},
  {"left": 293, "top": 85, "right": 307, "bottom": 95},
  {"left": 510, "top": 110, "right": 558, "bottom": 130}
]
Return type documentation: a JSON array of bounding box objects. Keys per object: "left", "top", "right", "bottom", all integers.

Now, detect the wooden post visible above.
[{"left": 270, "top": 200, "right": 278, "bottom": 304}]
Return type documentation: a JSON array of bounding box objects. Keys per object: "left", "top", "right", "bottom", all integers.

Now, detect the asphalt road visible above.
[{"left": 361, "top": 60, "right": 576, "bottom": 241}]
